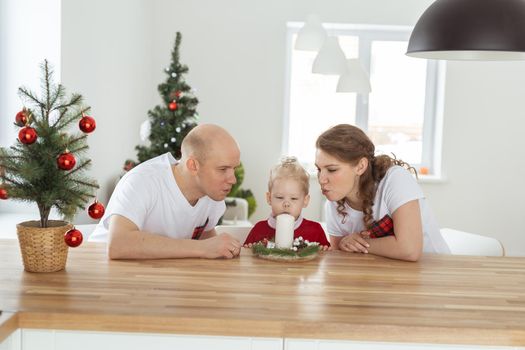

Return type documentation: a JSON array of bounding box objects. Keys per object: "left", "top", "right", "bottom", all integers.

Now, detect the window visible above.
[{"left": 283, "top": 24, "right": 444, "bottom": 175}]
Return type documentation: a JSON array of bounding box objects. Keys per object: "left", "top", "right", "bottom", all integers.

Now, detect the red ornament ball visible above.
[
  {"left": 0, "top": 188, "right": 8, "bottom": 200},
  {"left": 168, "top": 101, "right": 178, "bottom": 111},
  {"left": 123, "top": 159, "right": 136, "bottom": 172},
  {"left": 79, "top": 115, "right": 96, "bottom": 133},
  {"left": 57, "top": 152, "right": 76, "bottom": 170},
  {"left": 18, "top": 126, "right": 37, "bottom": 144},
  {"left": 64, "top": 228, "right": 83, "bottom": 247},
  {"left": 15, "top": 109, "right": 29, "bottom": 127},
  {"left": 88, "top": 201, "right": 105, "bottom": 219},
  {"left": 175, "top": 90, "right": 182, "bottom": 98}
]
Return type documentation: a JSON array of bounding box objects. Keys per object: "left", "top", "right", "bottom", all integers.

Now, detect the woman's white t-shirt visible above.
[
  {"left": 90, "top": 153, "right": 225, "bottom": 242},
  {"left": 325, "top": 166, "right": 450, "bottom": 254}
]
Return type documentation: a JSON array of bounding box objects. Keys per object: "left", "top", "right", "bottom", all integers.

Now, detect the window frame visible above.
[{"left": 283, "top": 23, "right": 445, "bottom": 175}]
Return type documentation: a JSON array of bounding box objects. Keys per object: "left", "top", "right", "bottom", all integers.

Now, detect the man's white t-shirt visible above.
[
  {"left": 325, "top": 166, "right": 450, "bottom": 254},
  {"left": 89, "top": 153, "right": 225, "bottom": 242}
]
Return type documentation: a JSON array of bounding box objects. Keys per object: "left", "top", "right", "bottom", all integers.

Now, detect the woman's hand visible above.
[{"left": 339, "top": 231, "right": 370, "bottom": 253}]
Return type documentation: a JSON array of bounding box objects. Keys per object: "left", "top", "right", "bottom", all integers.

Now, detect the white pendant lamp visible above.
[
  {"left": 312, "top": 37, "right": 347, "bottom": 75},
  {"left": 295, "top": 14, "right": 327, "bottom": 51},
  {"left": 336, "top": 59, "right": 371, "bottom": 93},
  {"left": 407, "top": 0, "right": 525, "bottom": 60}
]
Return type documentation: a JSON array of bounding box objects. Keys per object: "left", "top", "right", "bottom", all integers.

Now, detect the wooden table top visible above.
[{"left": 1, "top": 239, "right": 524, "bottom": 346}]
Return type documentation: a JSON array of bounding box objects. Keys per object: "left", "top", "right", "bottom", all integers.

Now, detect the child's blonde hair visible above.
[{"left": 268, "top": 156, "right": 310, "bottom": 194}]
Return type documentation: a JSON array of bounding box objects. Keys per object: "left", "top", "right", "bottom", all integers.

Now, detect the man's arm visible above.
[
  {"left": 199, "top": 228, "right": 217, "bottom": 240},
  {"left": 107, "top": 215, "right": 241, "bottom": 260}
]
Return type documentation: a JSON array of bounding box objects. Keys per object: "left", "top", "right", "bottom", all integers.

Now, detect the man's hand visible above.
[
  {"left": 338, "top": 231, "right": 370, "bottom": 253},
  {"left": 200, "top": 233, "right": 242, "bottom": 259}
]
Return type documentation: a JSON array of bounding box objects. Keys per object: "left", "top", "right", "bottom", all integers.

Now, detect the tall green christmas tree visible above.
[
  {"left": 0, "top": 60, "right": 99, "bottom": 228},
  {"left": 129, "top": 32, "right": 257, "bottom": 218},
  {"left": 135, "top": 32, "right": 199, "bottom": 162}
]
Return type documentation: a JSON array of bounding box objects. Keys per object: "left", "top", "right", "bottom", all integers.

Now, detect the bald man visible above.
[{"left": 89, "top": 124, "right": 243, "bottom": 259}]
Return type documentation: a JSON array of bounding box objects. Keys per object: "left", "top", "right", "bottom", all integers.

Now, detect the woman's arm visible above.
[
  {"left": 366, "top": 199, "right": 423, "bottom": 261},
  {"left": 329, "top": 235, "right": 342, "bottom": 249}
]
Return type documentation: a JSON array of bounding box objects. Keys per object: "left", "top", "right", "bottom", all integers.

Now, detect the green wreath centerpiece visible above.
[{"left": 252, "top": 236, "right": 321, "bottom": 262}]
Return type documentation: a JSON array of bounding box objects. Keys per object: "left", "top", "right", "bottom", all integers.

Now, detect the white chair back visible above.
[
  {"left": 440, "top": 228, "right": 504, "bottom": 256},
  {"left": 223, "top": 197, "right": 249, "bottom": 222},
  {"left": 215, "top": 224, "right": 252, "bottom": 244}
]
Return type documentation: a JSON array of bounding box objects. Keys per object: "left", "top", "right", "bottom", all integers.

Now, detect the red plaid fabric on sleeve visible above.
[{"left": 368, "top": 214, "right": 395, "bottom": 238}]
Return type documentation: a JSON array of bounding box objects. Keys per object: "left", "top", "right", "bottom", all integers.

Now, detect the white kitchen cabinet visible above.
[
  {"left": 285, "top": 338, "right": 525, "bottom": 350},
  {"left": 19, "top": 329, "right": 282, "bottom": 350},
  {"left": 0, "top": 330, "right": 21, "bottom": 350}
]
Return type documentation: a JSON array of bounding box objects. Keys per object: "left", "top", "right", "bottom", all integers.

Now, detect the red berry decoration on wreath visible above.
[
  {"left": 0, "top": 187, "right": 8, "bottom": 200},
  {"left": 57, "top": 151, "right": 76, "bottom": 170},
  {"left": 88, "top": 199, "right": 105, "bottom": 219},
  {"left": 18, "top": 126, "right": 37, "bottom": 144},
  {"left": 79, "top": 113, "right": 96, "bottom": 133},
  {"left": 64, "top": 228, "right": 83, "bottom": 247},
  {"left": 15, "top": 108, "right": 30, "bottom": 127},
  {"left": 168, "top": 101, "right": 178, "bottom": 111}
]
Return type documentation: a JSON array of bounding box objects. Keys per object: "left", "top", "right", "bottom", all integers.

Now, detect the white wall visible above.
[
  {"left": 0, "top": 0, "right": 61, "bottom": 215},
  {"left": 421, "top": 61, "right": 525, "bottom": 256},
  {"left": 4, "top": 0, "right": 525, "bottom": 255},
  {"left": 145, "top": 0, "right": 435, "bottom": 223},
  {"left": 60, "top": 0, "right": 155, "bottom": 223}
]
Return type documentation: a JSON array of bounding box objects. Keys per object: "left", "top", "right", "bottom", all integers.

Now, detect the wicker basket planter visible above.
[{"left": 16, "top": 220, "right": 73, "bottom": 273}]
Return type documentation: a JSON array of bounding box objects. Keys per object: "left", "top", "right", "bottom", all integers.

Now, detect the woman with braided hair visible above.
[{"left": 315, "top": 124, "right": 449, "bottom": 261}]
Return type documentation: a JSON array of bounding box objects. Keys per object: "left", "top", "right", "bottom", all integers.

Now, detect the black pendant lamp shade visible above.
[{"left": 407, "top": 0, "right": 525, "bottom": 60}]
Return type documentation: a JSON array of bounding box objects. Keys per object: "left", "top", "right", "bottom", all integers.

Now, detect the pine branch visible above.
[
  {"left": 69, "top": 145, "right": 89, "bottom": 154},
  {"left": 65, "top": 159, "right": 92, "bottom": 177},
  {"left": 10, "top": 144, "right": 26, "bottom": 153},
  {"left": 68, "top": 134, "right": 88, "bottom": 148},
  {"left": 0, "top": 163, "right": 24, "bottom": 174},
  {"left": 1, "top": 176, "right": 24, "bottom": 187},
  {"left": 55, "top": 110, "right": 83, "bottom": 131},
  {"left": 51, "top": 98, "right": 85, "bottom": 129},
  {"left": 63, "top": 187, "right": 96, "bottom": 200},
  {"left": 18, "top": 87, "right": 43, "bottom": 109},
  {"left": 0, "top": 154, "right": 28, "bottom": 161},
  {"left": 53, "top": 94, "right": 84, "bottom": 114},
  {"left": 71, "top": 178, "right": 99, "bottom": 189},
  {"left": 76, "top": 203, "right": 87, "bottom": 211},
  {"left": 54, "top": 203, "right": 64, "bottom": 212},
  {"left": 42, "top": 60, "right": 52, "bottom": 121},
  {"left": 53, "top": 107, "right": 68, "bottom": 127},
  {"left": 172, "top": 32, "right": 182, "bottom": 63},
  {"left": 48, "top": 83, "right": 66, "bottom": 110}
]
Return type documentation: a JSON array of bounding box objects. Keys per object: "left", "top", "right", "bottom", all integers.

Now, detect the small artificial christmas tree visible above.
[
  {"left": 135, "top": 32, "right": 199, "bottom": 162},
  {"left": 0, "top": 60, "right": 99, "bottom": 228}
]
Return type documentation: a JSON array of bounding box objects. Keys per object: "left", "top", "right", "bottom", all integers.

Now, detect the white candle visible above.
[{"left": 275, "top": 213, "right": 294, "bottom": 249}]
